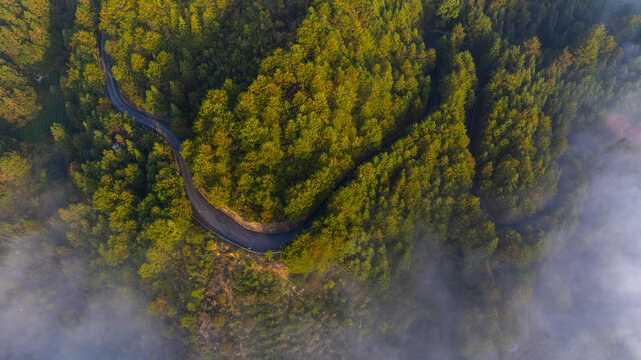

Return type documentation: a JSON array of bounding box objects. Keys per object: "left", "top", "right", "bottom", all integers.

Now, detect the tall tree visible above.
[
  {"left": 0, "top": 0, "right": 50, "bottom": 69},
  {"left": 0, "top": 59, "right": 38, "bottom": 128}
]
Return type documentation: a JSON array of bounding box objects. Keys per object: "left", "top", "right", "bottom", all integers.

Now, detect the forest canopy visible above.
[
  {"left": 0, "top": 0, "right": 48, "bottom": 129},
  {"left": 182, "top": 0, "right": 432, "bottom": 223},
  {"left": 2, "top": 0, "right": 641, "bottom": 359},
  {"left": 0, "top": 0, "right": 49, "bottom": 69}
]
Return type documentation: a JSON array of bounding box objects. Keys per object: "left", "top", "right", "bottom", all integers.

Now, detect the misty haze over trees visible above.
[{"left": 2, "top": 0, "right": 641, "bottom": 359}]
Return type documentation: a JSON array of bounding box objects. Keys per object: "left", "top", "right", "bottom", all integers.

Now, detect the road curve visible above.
[{"left": 99, "top": 34, "right": 304, "bottom": 253}]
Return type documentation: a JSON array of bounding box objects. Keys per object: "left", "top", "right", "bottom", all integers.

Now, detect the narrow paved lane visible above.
[{"left": 99, "top": 34, "right": 302, "bottom": 253}]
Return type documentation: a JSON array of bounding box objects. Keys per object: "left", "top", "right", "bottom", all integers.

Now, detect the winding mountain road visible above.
[
  {"left": 99, "top": 30, "right": 507, "bottom": 254},
  {"left": 99, "top": 34, "right": 303, "bottom": 253}
]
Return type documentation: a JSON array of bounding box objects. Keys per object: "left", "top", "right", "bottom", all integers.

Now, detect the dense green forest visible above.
[
  {"left": 2, "top": 0, "right": 641, "bottom": 358},
  {"left": 180, "top": 0, "right": 432, "bottom": 223}
]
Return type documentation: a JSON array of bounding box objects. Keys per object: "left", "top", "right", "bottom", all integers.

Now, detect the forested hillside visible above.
[
  {"left": 182, "top": 0, "right": 432, "bottom": 223},
  {"left": 2, "top": 0, "right": 641, "bottom": 359}
]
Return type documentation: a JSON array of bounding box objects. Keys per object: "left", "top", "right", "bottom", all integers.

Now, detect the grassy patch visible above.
[{"left": 15, "top": 90, "right": 69, "bottom": 143}]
